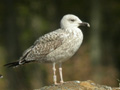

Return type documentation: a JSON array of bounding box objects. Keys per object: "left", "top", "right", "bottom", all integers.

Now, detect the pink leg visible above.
[
  {"left": 59, "top": 63, "right": 64, "bottom": 83},
  {"left": 53, "top": 63, "right": 57, "bottom": 85}
]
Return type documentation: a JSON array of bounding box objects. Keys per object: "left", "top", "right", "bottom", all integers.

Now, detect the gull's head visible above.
[{"left": 60, "top": 14, "right": 90, "bottom": 29}]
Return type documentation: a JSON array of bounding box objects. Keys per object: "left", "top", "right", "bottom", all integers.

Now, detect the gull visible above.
[{"left": 4, "top": 14, "right": 90, "bottom": 85}]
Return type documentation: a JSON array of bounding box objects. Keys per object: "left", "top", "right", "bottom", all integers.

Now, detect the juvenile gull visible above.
[{"left": 4, "top": 14, "right": 90, "bottom": 85}]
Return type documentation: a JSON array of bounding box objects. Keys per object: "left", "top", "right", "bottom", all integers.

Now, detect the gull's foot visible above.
[
  {"left": 54, "top": 81, "right": 65, "bottom": 85},
  {"left": 54, "top": 82, "right": 59, "bottom": 85},
  {"left": 60, "top": 81, "right": 64, "bottom": 84}
]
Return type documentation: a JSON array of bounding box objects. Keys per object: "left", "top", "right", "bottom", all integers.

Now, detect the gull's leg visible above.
[
  {"left": 59, "top": 63, "right": 64, "bottom": 84},
  {"left": 53, "top": 63, "right": 57, "bottom": 85}
]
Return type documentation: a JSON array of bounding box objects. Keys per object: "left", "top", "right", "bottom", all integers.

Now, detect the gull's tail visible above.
[
  {"left": 4, "top": 60, "right": 28, "bottom": 68},
  {"left": 4, "top": 61, "right": 20, "bottom": 68},
  {"left": 4, "top": 60, "right": 35, "bottom": 68}
]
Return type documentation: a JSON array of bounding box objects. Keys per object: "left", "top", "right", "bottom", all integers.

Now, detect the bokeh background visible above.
[{"left": 0, "top": 0, "right": 120, "bottom": 90}]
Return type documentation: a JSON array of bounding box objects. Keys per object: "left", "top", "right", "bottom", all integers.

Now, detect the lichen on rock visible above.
[{"left": 35, "top": 80, "right": 120, "bottom": 90}]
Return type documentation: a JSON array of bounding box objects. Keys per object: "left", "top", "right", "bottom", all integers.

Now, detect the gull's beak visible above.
[{"left": 79, "top": 22, "right": 90, "bottom": 27}]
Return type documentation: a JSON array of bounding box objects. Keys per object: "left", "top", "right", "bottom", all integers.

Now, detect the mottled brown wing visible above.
[{"left": 20, "top": 31, "right": 63, "bottom": 62}]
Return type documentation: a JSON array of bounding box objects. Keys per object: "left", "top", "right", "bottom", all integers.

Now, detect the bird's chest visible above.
[
  {"left": 64, "top": 29, "right": 83, "bottom": 53},
  {"left": 56, "top": 28, "right": 83, "bottom": 62}
]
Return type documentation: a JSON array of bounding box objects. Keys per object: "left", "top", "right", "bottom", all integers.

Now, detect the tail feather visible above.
[
  {"left": 4, "top": 60, "right": 35, "bottom": 68},
  {"left": 4, "top": 61, "right": 20, "bottom": 68}
]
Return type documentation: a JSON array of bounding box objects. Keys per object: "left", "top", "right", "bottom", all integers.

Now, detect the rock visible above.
[{"left": 35, "top": 80, "right": 120, "bottom": 90}]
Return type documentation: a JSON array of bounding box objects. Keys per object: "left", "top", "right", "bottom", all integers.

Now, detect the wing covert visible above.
[{"left": 21, "top": 30, "right": 65, "bottom": 62}]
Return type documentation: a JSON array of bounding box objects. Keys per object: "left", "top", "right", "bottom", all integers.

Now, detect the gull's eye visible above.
[{"left": 69, "top": 19, "right": 75, "bottom": 22}]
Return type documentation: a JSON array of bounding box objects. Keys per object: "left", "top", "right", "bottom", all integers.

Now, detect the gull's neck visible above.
[{"left": 62, "top": 27, "right": 80, "bottom": 32}]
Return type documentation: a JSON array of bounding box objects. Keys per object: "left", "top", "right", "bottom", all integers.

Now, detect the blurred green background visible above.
[{"left": 0, "top": 0, "right": 120, "bottom": 90}]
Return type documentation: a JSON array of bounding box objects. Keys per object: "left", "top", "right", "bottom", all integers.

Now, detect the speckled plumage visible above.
[
  {"left": 4, "top": 14, "right": 90, "bottom": 84},
  {"left": 19, "top": 27, "right": 83, "bottom": 64}
]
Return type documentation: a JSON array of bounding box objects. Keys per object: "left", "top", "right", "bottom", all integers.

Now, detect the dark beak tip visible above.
[{"left": 79, "top": 22, "right": 90, "bottom": 27}]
